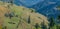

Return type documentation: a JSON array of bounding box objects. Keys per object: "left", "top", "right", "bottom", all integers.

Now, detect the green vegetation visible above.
[
  {"left": 49, "top": 17, "right": 55, "bottom": 27},
  {"left": 48, "top": 16, "right": 60, "bottom": 29},
  {"left": 49, "top": 17, "right": 56, "bottom": 29},
  {"left": 57, "top": 15, "right": 60, "bottom": 20}
]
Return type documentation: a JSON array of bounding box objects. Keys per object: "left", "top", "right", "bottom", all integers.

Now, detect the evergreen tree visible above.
[
  {"left": 41, "top": 20, "right": 47, "bottom": 29},
  {"left": 49, "top": 17, "right": 55, "bottom": 28},
  {"left": 27, "top": 16, "right": 31, "bottom": 24},
  {"left": 35, "top": 23, "right": 39, "bottom": 29},
  {"left": 57, "top": 15, "right": 60, "bottom": 20},
  {"left": 9, "top": 0, "right": 14, "bottom": 6},
  {"left": 56, "top": 15, "right": 60, "bottom": 29}
]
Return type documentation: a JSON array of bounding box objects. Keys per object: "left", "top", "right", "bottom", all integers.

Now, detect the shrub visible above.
[
  {"left": 56, "top": 25, "right": 60, "bottom": 29},
  {"left": 9, "top": 12, "right": 14, "bottom": 19},
  {"left": 4, "top": 13, "right": 9, "bottom": 17},
  {"left": 15, "top": 15, "right": 18, "bottom": 17}
]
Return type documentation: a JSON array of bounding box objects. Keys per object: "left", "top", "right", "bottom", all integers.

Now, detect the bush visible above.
[
  {"left": 15, "top": 15, "right": 18, "bottom": 17},
  {"left": 9, "top": 12, "right": 14, "bottom": 19},
  {"left": 4, "top": 13, "right": 9, "bottom": 17},
  {"left": 5, "top": 12, "right": 15, "bottom": 19},
  {"left": 56, "top": 25, "right": 60, "bottom": 29}
]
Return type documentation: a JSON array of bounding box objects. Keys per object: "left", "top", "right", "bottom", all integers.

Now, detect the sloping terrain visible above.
[
  {"left": 0, "top": 5, "right": 10, "bottom": 26},
  {"left": 0, "top": 1, "right": 49, "bottom": 29}
]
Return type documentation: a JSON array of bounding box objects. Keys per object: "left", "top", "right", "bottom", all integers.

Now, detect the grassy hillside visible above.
[{"left": 0, "top": 1, "right": 49, "bottom": 29}]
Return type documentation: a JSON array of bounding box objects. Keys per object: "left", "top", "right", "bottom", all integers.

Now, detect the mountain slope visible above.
[{"left": 0, "top": 1, "right": 49, "bottom": 29}]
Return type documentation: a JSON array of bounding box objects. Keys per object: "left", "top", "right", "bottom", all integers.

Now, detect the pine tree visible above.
[
  {"left": 56, "top": 15, "right": 60, "bottom": 29},
  {"left": 41, "top": 20, "right": 47, "bottom": 29},
  {"left": 49, "top": 17, "right": 55, "bottom": 29},
  {"left": 57, "top": 15, "right": 60, "bottom": 20},
  {"left": 35, "top": 23, "right": 39, "bottom": 29},
  {"left": 9, "top": 0, "right": 14, "bottom": 6},
  {"left": 27, "top": 16, "right": 31, "bottom": 24}
]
